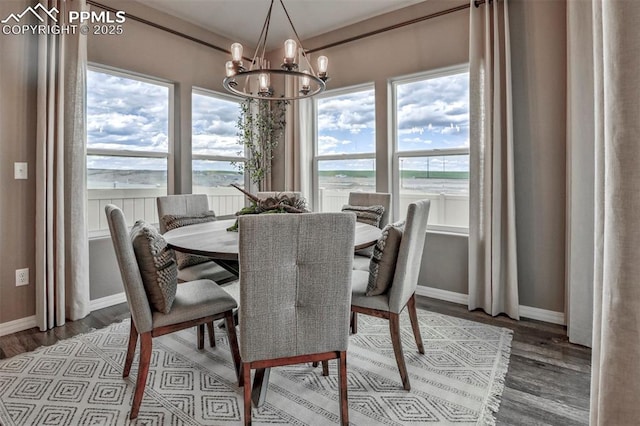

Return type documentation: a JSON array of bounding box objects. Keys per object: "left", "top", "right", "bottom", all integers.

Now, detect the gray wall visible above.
[
  {"left": 1, "top": 0, "right": 569, "bottom": 325},
  {"left": 0, "top": 0, "right": 38, "bottom": 323}
]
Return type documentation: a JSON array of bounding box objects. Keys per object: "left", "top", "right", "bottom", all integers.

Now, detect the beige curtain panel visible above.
[
  {"left": 35, "top": 0, "right": 90, "bottom": 330},
  {"left": 590, "top": 1, "right": 640, "bottom": 423},
  {"left": 468, "top": 0, "right": 519, "bottom": 319}
]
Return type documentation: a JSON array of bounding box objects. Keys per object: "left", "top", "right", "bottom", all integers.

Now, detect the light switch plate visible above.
[{"left": 14, "top": 162, "right": 28, "bottom": 179}]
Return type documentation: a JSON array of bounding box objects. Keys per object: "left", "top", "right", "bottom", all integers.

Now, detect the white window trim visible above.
[
  {"left": 312, "top": 83, "right": 376, "bottom": 211},
  {"left": 87, "top": 64, "right": 174, "bottom": 179},
  {"left": 87, "top": 65, "right": 175, "bottom": 238},
  {"left": 390, "top": 64, "right": 470, "bottom": 234}
]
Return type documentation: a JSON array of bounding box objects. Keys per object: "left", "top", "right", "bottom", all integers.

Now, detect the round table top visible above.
[{"left": 164, "top": 218, "right": 382, "bottom": 261}]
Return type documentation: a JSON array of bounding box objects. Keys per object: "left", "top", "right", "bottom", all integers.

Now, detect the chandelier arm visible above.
[
  {"left": 279, "top": 0, "right": 318, "bottom": 76},
  {"left": 250, "top": 0, "right": 274, "bottom": 70},
  {"left": 259, "top": 0, "right": 275, "bottom": 68}
]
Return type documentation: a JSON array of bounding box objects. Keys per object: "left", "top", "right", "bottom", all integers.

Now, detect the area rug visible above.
[{"left": 0, "top": 308, "right": 512, "bottom": 425}]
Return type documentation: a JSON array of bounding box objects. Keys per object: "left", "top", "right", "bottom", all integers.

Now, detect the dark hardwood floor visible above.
[{"left": 0, "top": 296, "right": 590, "bottom": 425}]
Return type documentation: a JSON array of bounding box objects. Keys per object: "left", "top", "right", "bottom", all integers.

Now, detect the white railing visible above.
[
  {"left": 318, "top": 188, "right": 469, "bottom": 228},
  {"left": 88, "top": 187, "right": 469, "bottom": 233},
  {"left": 88, "top": 187, "right": 245, "bottom": 234},
  {"left": 88, "top": 188, "right": 165, "bottom": 233}
]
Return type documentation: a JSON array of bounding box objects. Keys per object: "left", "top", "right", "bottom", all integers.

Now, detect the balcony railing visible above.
[
  {"left": 318, "top": 188, "right": 469, "bottom": 229},
  {"left": 88, "top": 187, "right": 469, "bottom": 234}
]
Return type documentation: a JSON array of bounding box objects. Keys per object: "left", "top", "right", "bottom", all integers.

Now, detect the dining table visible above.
[
  {"left": 163, "top": 216, "right": 382, "bottom": 407},
  {"left": 164, "top": 217, "right": 382, "bottom": 276}
]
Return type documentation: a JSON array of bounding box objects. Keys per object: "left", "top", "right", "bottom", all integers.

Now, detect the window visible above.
[
  {"left": 314, "top": 85, "right": 376, "bottom": 212},
  {"left": 86, "top": 67, "right": 172, "bottom": 234},
  {"left": 191, "top": 90, "right": 245, "bottom": 216},
  {"left": 392, "top": 66, "right": 470, "bottom": 231}
]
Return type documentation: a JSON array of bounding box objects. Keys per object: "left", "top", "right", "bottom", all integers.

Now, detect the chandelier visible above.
[{"left": 223, "top": 0, "right": 329, "bottom": 101}]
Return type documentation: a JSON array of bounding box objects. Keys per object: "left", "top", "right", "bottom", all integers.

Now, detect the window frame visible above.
[
  {"left": 191, "top": 87, "right": 247, "bottom": 167},
  {"left": 190, "top": 87, "right": 249, "bottom": 216},
  {"left": 312, "top": 83, "right": 377, "bottom": 211},
  {"left": 86, "top": 64, "right": 174, "bottom": 173},
  {"left": 86, "top": 64, "right": 175, "bottom": 237},
  {"left": 390, "top": 64, "right": 470, "bottom": 234}
]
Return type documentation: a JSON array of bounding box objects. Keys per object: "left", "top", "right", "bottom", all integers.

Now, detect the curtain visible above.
[
  {"left": 35, "top": 0, "right": 90, "bottom": 330},
  {"left": 468, "top": 0, "right": 519, "bottom": 318},
  {"left": 566, "top": 1, "right": 595, "bottom": 347},
  {"left": 590, "top": 1, "right": 640, "bottom": 423}
]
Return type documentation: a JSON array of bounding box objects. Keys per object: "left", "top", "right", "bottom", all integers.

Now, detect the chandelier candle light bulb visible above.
[
  {"left": 317, "top": 55, "right": 328, "bottom": 79},
  {"left": 225, "top": 61, "right": 236, "bottom": 77},
  {"left": 301, "top": 70, "right": 311, "bottom": 95},
  {"left": 259, "top": 73, "right": 270, "bottom": 94},
  {"left": 231, "top": 43, "right": 244, "bottom": 65},
  {"left": 284, "top": 39, "right": 297, "bottom": 66}
]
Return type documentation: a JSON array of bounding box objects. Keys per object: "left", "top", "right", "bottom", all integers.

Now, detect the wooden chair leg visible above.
[
  {"left": 351, "top": 312, "right": 358, "bottom": 334},
  {"left": 243, "top": 363, "right": 252, "bottom": 426},
  {"left": 322, "top": 360, "right": 329, "bottom": 376},
  {"left": 225, "top": 312, "right": 242, "bottom": 386},
  {"left": 197, "top": 324, "right": 205, "bottom": 349},
  {"left": 389, "top": 313, "right": 411, "bottom": 390},
  {"left": 207, "top": 322, "right": 216, "bottom": 347},
  {"left": 407, "top": 294, "right": 425, "bottom": 354},
  {"left": 123, "top": 320, "right": 138, "bottom": 378},
  {"left": 338, "top": 351, "right": 349, "bottom": 426},
  {"left": 130, "top": 332, "right": 152, "bottom": 419}
]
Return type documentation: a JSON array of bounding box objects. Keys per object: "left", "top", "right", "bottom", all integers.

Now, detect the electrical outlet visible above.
[{"left": 16, "top": 268, "right": 29, "bottom": 286}]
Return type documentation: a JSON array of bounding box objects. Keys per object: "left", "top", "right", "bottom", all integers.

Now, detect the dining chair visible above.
[
  {"left": 157, "top": 194, "right": 235, "bottom": 347},
  {"left": 349, "top": 199, "right": 431, "bottom": 390},
  {"left": 157, "top": 194, "right": 233, "bottom": 280},
  {"left": 105, "top": 204, "right": 241, "bottom": 419},
  {"left": 347, "top": 192, "right": 391, "bottom": 271},
  {"left": 238, "top": 213, "right": 355, "bottom": 426},
  {"left": 346, "top": 192, "right": 392, "bottom": 334}
]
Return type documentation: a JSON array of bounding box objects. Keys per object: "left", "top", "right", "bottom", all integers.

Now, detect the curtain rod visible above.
[
  {"left": 85, "top": 0, "right": 255, "bottom": 61},
  {"left": 87, "top": 0, "right": 483, "bottom": 59},
  {"left": 307, "top": 2, "right": 474, "bottom": 54}
]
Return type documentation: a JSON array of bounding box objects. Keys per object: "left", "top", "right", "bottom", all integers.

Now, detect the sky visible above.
[
  {"left": 87, "top": 68, "right": 469, "bottom": 174},
  {"left": 316, "top": 71, "right": 469, "bottom": 171}
]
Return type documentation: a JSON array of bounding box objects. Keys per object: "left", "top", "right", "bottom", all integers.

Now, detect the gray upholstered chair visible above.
[
  {"left": 157, "top": 194, "right": 236, "bottom": 346},
  {"left": 105, "top": 204, "right": 241, "bottom": 419},
  {"left": 157, "top": 194, "right": 233, "bottom": 279},
  {"left": 347, "top": 192, "right": 391, "bottom": 271},
  {"left": 350, "top": 200, "right": 431, "bottom": 391},
  {"left": 238, "top": 213, "right": 355, "bottom": 426}
]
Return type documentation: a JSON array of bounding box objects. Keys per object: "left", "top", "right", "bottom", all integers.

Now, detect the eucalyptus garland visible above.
[{"left": 233, "top": 98, "right": 289, "bottom": 185}]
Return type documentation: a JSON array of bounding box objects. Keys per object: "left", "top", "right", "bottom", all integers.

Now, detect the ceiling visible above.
[{"left": 136, "top": 0, "right": 427, "bottom": 50}]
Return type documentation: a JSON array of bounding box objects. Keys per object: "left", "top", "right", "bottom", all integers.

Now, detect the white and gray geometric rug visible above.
[{"left": 0, "top": 308, "right": 512, "bottom": 425}]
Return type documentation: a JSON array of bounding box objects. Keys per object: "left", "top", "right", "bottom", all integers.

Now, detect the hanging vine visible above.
[{"left": 233, "top": 98, "right": 289, "bottom": 186}]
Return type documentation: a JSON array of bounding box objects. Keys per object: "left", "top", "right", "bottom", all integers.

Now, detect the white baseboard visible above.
[
  {"left": 0, "top": 294, "right": 126, "bottom": 337},
  {"left": 0, "top": 315, "right": 37, "bottom": 337},
  {"left": 519, "top": 305, "right": 565, "bottom": 325},
  {"left": 90, "top": 292, "right": 127, "bottom": 311},
  {"left": 415, "top": 286, "right": 566, "bottom": 325},
  {"left": 415, "top": 286, "right": 469, "bottom": 305}
]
